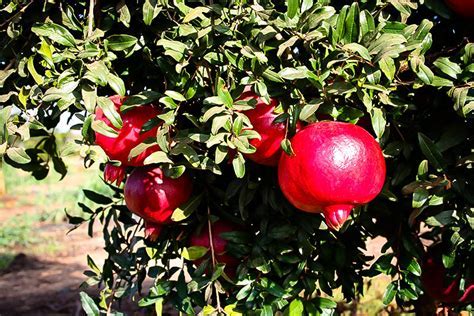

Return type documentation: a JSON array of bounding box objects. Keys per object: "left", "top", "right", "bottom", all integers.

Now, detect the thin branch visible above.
[
  {"left": 88, "top": 0, "right": 95, "bottom": 37},
  {"left": 207, "top": 206, "right": 222, "bottom": 312},
  {"left": 0, "top": 0, "right": 34, "bottom": 29}
]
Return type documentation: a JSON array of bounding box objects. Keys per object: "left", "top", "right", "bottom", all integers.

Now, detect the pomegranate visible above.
[
  {"left": 190, "top": 221, "right": 240, "bottom": 273},
  {"left": 239, "top": 90, "right": 301, "bottom": 166},
  {"left": 444, "top": 0, "right": 474, "bottom": 17},
  {"left": 124, "top": 165, "right": 193, "bottom": 229},
  {"left": 94, "top": 95, "right": 161, "bottom": 185},
  {"left": 278, "top": 121, "right": 386, "bottom": 230},
  {"left": 144, "top": 222, "right": 162, "bottom": 241},
  {"left": 422, "top": 246, "right": 474, "bottom": 304}
]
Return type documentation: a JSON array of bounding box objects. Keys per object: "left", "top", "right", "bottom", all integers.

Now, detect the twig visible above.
[
  {"left": 0, "top": 0, "right": 33, "bottom": 29},
  {"left": 207, "top": 206, "right": 222, "bottom": 312},
  {"left": 3, "top": 59, "right": 15, "bottom": 71},
  {"left": 88, "top": 0, "right": 95, "bottom": 37}
]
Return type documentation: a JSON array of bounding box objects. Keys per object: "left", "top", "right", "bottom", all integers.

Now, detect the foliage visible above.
[{"left": 1, "top": 0, "right": 473, "bottom": 314}]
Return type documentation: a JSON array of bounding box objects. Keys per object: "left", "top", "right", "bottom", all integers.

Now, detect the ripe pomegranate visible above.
[
  {"left": 444, "top": 0, "right": 474, "bottom": 18},
  {"left": 278, "top": 121, "right": 386, "bottom": 230},
  {"left": 239, "top": 90, "right": 301, "bottom": 166},
  {"left": 124, "top": 165, "right": 193, "bottom": 230},
  {"left": 144, "top": 222, "right": 162, "bottom": 241},
  {"left": 190, "top": 221, "right": 240, "bottom": 273},
  {"left": 422, "top": 246, "right": 474, "bottom": 304},
  {"left": 94, "top": 95, "right": 161, "bottom": 185}
]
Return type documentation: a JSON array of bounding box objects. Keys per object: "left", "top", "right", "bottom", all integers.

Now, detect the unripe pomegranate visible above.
[
  {"left": 190, "top": 221, "right": 240, "bottom": 272},
  {"left": 422, "top": 246, "right": 474, "bottom": 304},
  {"left": 278, "top": 121, "right": 386, "bottom": 230},
  {"left": 239, "top": 90, "right": 301, "bottom": 166},
  {"left": 94, "top": 95, "right": 161, "bottom": 185},
  {"left": 124, "top": 165, "right": 193, "bottom": 229},
  {"left": 444, "top": 0, "right": 474, "bottom": 18}
]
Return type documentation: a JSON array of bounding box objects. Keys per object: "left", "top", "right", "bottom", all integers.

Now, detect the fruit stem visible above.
[{"left": 322, "top": 204, "right": 353, "bottom": 231}]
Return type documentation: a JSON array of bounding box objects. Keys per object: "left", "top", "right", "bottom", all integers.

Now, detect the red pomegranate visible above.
[
  {"left": 94, "top": 95, "right": 161, "bottom": 185},
  {"left": 190, "top": 221, "right": 240, "bottom": 272},
  {"left": 422, "top": 247, "right": 474, "bottom": 304},
  {"left": 444, "top": 0, "right": 474, "bottom": 18},
  {"left": 239, "top": 90, "right": 301, "bottom": 166},
  {"left": 124, "top": 165, "right": 193, "bottom": 229},
  {"left": 278, "top": 121, "right": 386, "bottom": 230},
  {"left": 144, "top": 222, "right": 162, "bottom": 241}
]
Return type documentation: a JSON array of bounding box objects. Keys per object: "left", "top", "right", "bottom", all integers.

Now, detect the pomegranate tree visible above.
[
  {"left": 94, "top": 95, "right": 161, "bottom": 185},
  {"left": 278, "top": 122, "right": 386, "bottom": 230},
  {"left": 2, "top": 0, "right": 473, "bottom": 314}
]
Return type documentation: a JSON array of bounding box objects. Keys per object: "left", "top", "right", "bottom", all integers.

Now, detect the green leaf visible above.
[
  {"left": 417, "top": 133, "right": 446, "bottom": 171},
  {"left": 27, "top": 56, "right": 44, "bottom": 85},
  {"left": 117, "top": 1, "right": 131, "bottom": 27},
  {"left": 80, "top": 292, "right": 99, "bottom": 316},
  {"left": 183, "top": 6, "right": 210, "bottom": 23},
  {"left": 433, "top": 57, "right": 462, "bottom": 79},
  {"left": 344, "top": 2, "right": 360, "bottom": 44},
  {"left": 182, "top": 246, "right": 208, "bottom": 260},
  {"left": 281, "top": 139, "right": 294, "bottom": 155},
  {"left": 343, "top": 43, "right": 371, "bottom": 61},
  {"left": 288, "top": 299, "right": 304, "bottom": 315},
  {"left": 97, "top": 97, "right": 123, "bottom": 129},
  {"left": 412, "top": 187, "right": 429, "bottom": 208},
  {"left": 312, "top": 297, "right": 337, "bottom": 309},
  {"left": 144, "top": 151, "right": 173, "bottom": 165},
  {"left": 370, "top": 108, "right": 386, "bottom": 140},
  {"left": 91, "top": 120, "right": 119, "bottom": 138},
  {"left": 171, "top": 194, "right": 202, "bottom": 222},
  {"left": 143, "top": 0, "right": 162, "bottom": 25},
  {"left": 382, "top": 282, "right": 397, "bottom": 305},
  {"left": 156, "top": 39, "right": 187, "bottom": 61},
  {"left": 6, "top": 147, "right": 31, "bottom": 164},
  {"left": 442, "top": 251, "right": 455, "bottom": 268},
  {"left": 379, "top": 57, "right": 396, "bottom": 81},
  {"left": 279, "top": 66, "right": 309, "bottom": 80},
  {"left": 83, "top": 189, "right": 113, "bottom": 205},
  {"left": 107, "top": 73, "right": 126, "bottom": 96},
  {"left": 31, "top": 23, "right": 75, "bottom": 47},
  {"left": 406, "top": 258, "right": 422, "bottom": 276},
  {"left": 300, "top": 99, "right": 322, "bottom": 121},
  {"left": 425, "top": 210, "right": 454, "bottom": 226},
  {"left": 165, "top": 90, "right": 186, "bottom": 102},
  {"left": 217, "top": 78, "right": 233, "bottom": 108},
  {"left": 106, "top": 34, "right": 138, "bottom": 51},
  {"left": 287, "top": 0, "right": 299, "bottom": 18},
  {"left": 232, "top": 153, "right": 245, "bottom": 178}
]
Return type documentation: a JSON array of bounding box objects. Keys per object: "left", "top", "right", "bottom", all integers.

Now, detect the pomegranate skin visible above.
[
  {"left": 239, "top": 91, "right": 301, "bottom": 166},
  {"left": 278, "top": 121, "right": 386, "bottom": 230},
  {"left": 422, "top": 248, "right": 474, "bottom": 304},
  {"left": 190, "top": 221, "right": 240, "bottom": 271},
  {"left": 124, "top": 165, "right": 193, "bottom": 225},
  {"left": 94, "top": 95, "right": 161, "bottom": 184},
  {"left": 444, "top": 0, "right": 474, "bottom": 17}
]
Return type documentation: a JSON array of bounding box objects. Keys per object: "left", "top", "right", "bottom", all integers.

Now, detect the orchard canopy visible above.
[{"left": 0, "top": 0, "right": 473, "bottom": 315}]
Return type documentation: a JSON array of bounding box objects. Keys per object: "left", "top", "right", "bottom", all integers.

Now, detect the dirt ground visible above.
[{"left": 0, "top": 220, "right": 106, "bottom": 315}]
